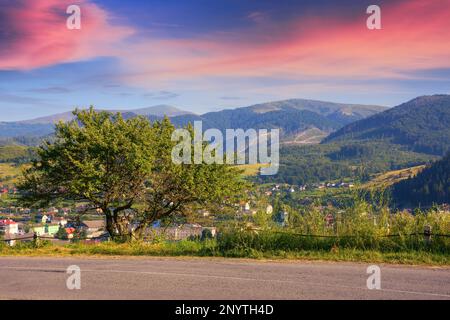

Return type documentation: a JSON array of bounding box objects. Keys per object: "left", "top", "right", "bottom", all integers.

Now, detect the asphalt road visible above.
[{"left": 0, "top": 257, "right": 449, "bottom": 300}]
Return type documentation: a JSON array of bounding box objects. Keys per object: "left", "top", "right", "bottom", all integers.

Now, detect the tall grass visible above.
[
  {"left": 1, "top": 198, "right": 449, "bottom": 265},
  {"left": 220, "top": 199, "right": 450, "bottom": 254}
]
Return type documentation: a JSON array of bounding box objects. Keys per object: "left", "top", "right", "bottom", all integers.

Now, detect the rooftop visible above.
[{"left": 0, "top": 219, "right": 17, "bottom": 226}]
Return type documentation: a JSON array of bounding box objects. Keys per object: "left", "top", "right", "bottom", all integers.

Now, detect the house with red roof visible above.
[{"left": 0, "top": 219, "right": 19, "bottom": 235}]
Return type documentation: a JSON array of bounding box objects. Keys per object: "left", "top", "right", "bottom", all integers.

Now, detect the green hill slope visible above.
[
  {"left": 391, "top": 153, "right": 450, "bottom": 207},
  {"left": 324, "top": 95, "right": 450, "bottom": 155}
]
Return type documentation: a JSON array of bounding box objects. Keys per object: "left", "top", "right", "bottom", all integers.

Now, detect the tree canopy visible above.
[{"left": 18, "top": 108, "right": 245, "bottom": 241}]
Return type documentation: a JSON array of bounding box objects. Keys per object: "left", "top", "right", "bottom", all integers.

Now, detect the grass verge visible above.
[{"left": 1, "top": 240, "right": 448, "bottom": 266}]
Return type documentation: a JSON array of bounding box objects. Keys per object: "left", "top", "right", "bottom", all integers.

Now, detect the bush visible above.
[
  {"left": 55, "top": 227, "right": 68, "bottom": 240},
  {"left": 201, "top": 229, "right": 213, "bottom": 241}
]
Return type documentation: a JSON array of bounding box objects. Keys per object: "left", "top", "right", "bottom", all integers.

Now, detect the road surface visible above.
[{"left": 0, "top": 257, "right": 449, "bottom": 300}]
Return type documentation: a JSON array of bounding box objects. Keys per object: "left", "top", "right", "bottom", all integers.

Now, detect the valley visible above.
[{"left": 1, "top": 95, "right": 449, "bottom": 210}]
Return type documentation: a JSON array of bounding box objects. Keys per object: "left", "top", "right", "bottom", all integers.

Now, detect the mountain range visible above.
[
  {"left": 18, "top": 104, "right": 192, "bottom": 125},
  {"left": 258, "top": 95, "right": 450, "bottom": 186},
  {"left": 0, "top": 105, "right": 192, "bottom": 139},
  {"left": 2, "top": 95, "right": 449, "bottom": 158},
  {"left": 0, "top": 99, "right": 387, "bottom": 141},
  {"left": 1, "top": 94, "right": 450, "bottom": 190}
]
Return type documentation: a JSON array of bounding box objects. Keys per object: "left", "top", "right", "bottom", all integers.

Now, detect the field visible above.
[
  {"left": 0, "top": 145, "right": 31, "bottom": 162},
  {"left": 362, "top": 165, "right": 425, "bottom": 189},
  {"left": 236, "top": 163, "right": 270, "bottom": 176},
  {"left": 0, "top": 163, "right": 23, "bottom": 185}
]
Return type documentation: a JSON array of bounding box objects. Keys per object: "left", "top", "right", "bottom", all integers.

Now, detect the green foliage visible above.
[
  {"left": 2, "top": 240, "right": 448, "bottom": 265},
  {"left": 18, "top": 108, "right": 245, "bottom": 241},
  {"left": 217, "top": 207, "right": 450, "bottom": 254},
  {"left": 324, "top": 95, "right": 450, "bottom": 156},
  {"left": 55, "top": 227, "right": 68, "bottom": 240},
  {"left": 201, "top": 228, "right": 213, "bottom": 241},
  {"left": 391, "top": 153, "right": 450, "bottom": 207},
  {"left": 72, "top": 229, "right": 87, "bottom": 242},
  {"left": 230, "top": 192, "right": 449, "bottom": 254},
  {"left": 258, "top": 142, "right": 434, "bottom": 185}
]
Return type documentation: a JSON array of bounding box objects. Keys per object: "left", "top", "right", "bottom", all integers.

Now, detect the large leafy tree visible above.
[{"left": 19, "top": 108, "right": 245, "bottom": 241}]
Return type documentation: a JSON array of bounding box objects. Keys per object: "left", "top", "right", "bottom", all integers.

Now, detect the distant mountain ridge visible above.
[
  {"left": 170, "top": 99, "right": 387, "bottom": 140},
  {"left": 323, "top": 95, "right": 450, "bottom": 155},
  {"left": 18, "top": 105, "right": 192, "bottom": 125},
  {"left": 0, "top": 105, "right": 192, "bottom": 139},
  {"left": 0, "top": 99, "right": 386, "bottom": 140}
]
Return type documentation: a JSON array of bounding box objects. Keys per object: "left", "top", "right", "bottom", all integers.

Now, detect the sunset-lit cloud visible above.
[
  {"left": 118, "top": 0, "right": 450, "bottom": 88},
  {"left": 0, "top": 0, "right": 133, "bottom": 70},
  {"left": 0, "top": 0, "right": 449, "bottom": 120}
]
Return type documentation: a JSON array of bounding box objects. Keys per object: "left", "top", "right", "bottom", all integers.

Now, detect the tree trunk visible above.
[{"left": 105, "top": 211, "right": 117, "bottom": 241}]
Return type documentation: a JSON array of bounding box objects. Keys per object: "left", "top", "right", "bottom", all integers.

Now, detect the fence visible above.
[
  {"left": 0, "top": 232, "right": 109, "bottom": 245},
  {"left": 270, "top": 231, "right": 450, "bottom": 238}
]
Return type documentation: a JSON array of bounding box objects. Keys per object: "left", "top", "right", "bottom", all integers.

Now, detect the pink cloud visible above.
[
  {"left": 2, "top": 0, "right": 449, "bottom": 91},
  {"left": 0, "top": 0, "right": 133, "bottom": 70},
  {"left": 120, "top": 0, "right": 450, "bottom": 87}
]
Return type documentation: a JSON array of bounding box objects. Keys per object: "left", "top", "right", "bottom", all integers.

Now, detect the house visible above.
[
  {"left": 18, "top": 207, "right": 31, "bottom": 214},
  {"left": 198, "top": 209, "right": 210, "bottom": 217},
  {"left": 0, "top": 219, "right": 19, "bottom": 235},
  {"left": 36, "top": 214, "right": 49, "bottom": 224},
  {"left": 80, "top": 220, "right": 105, "bottom": 232},
  {"left": 75, "top": 220, "right": 106, "bottom": 238},
  {"left": 60, "top": 207, "right": 71, "bottom": 215},
  {"left": 53, "top": 217, "right": 68, "bottom": 227},
  {"left": 32, "top": 224, "right": 60, "bottom": 236},
  {"left": 148, "top": 224, "right": 217, "bottom": 241}
]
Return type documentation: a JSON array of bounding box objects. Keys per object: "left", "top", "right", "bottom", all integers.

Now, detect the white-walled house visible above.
[{"left": 0, "top": 219, "right": 19, "bottom": 235}]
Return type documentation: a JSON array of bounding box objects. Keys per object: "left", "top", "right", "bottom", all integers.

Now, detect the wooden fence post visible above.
[{"left": 424, "top": 225, "right": 432, "bottom": 245}]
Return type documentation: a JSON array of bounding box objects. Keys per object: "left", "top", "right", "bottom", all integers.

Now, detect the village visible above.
[
  {"left": 0, "top": 186, "right": 296, "bottom": 246},
  {"left": 0, "top": 203, "right": 220, "bottom": 247},
  {"left": 261, "top": 181, "right": 355, "bottom": 197}
]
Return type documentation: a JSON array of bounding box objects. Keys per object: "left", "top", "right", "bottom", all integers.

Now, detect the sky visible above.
[{"left": 0, "top": 0, "right": 450, "bottom": 121}]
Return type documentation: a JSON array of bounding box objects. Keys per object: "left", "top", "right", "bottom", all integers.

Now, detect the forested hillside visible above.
[
  {"left": 391, "top": 153, "right": 450, "bottom": 207},
  {"left": 257, "top": 142, "right": 436, "bottom": 185},
  {"left": 171, "top": 99, "right": 386, "bottom": 140},
  {"left": 324, "top": 95, "right": 450, "bottom": 155}
]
